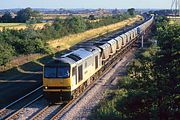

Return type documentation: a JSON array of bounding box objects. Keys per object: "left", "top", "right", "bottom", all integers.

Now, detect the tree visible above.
[
  {"left": 154, "top": 23, "right": 180, "bottom": 119},
  {"left": 64, "top": 16, "right": 87, "bottom": 33},
  {"left": 0, "top": 43, "right": 14, "bottom": 66},
  {"left": 15, "top": 7, "right": 41, "bottom": 23},
  {"left": 31, "top": 10, "right": 42, "bottom": 23},
  {"left": 0, "top": 12, "right": 13, "bottom": 23},
  {"left": 127, "top": 8, "right": 135, "bottom": 16},
  {"left": 89, "top": 18, "right": 179, "bottom": 120},
  {"left": 15, "top": 7, "right": 33, "bottom": 22},
  {"left": 88, "top": 15, "right": 96, "bottom": 20},
  {"left": 53, "top": 17, "right": 63, "bottom": 31}
]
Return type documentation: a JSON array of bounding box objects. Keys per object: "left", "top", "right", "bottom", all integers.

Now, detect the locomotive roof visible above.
[
  {"left": 69, "top": 48, "right": 92, "bottom": 59},
  {"left": 45, "top": 48, "right": 93, "bottom": 66},
  {"left": 58, "top": 48, "right": 100, "bottom": 65},
  {"left": 45, "top": 59, "right": 70, "bottom": 67}
]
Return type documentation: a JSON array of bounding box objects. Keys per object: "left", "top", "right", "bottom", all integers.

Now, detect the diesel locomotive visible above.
[{"left": 43, "top": 15, "right": 154, "bottom": 103}]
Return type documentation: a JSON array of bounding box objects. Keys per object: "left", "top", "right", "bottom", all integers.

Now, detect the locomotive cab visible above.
[{"left": 43, "top": 59, "right": 72, "bottom": 102}]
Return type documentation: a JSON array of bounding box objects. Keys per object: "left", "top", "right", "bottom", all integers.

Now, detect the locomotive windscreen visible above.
[
  {"left": 57, "top": 67, "right": 70, "bottom": 78},
  {"left": 44, "top": 66, "right": 70, "bottom": 78}
]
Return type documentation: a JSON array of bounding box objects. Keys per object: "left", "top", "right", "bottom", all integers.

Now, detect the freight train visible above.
[{"left": 43, "top": 15, "right": 154, "bottom": 103}]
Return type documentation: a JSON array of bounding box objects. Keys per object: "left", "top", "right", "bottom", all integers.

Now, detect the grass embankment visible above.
[
  {"left": 89, "top": 22, "right": 179, "bottom": 119},
  {"left": 169, "top": 19, "right": 180, "bottom": 24},
  {"left": 89, "top": 42, "right": 156, "bottom": 120},
  {"left": 0, "top": 15, "right": 142, "bottom": 72},
  {"left": 0, "top": 23, "right": 51, "bottom": 31},
  {"left": 42, "top": 13, "right": 91, "bottom": 20},
  {"left": 167, "top": 16, "right": 180, "bottom": 24},
  {"left": 48, "top": 15, "right": 142, "bottom": 51}
]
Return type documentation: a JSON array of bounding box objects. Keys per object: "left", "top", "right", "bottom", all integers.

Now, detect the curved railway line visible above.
[
  {"left": 0, "top": 15, "right": 153, "bottom": 120},
  {"left": 2, "top": 39, "right": 136, "bottom": 120}
]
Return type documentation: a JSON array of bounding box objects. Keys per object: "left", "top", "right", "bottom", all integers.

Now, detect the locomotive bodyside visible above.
[{"left": 43, "top": 47, "right": 102, "bottom": 102}]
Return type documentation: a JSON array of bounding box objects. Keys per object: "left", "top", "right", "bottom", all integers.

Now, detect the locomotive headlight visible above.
[{"left": 45, "top": 86, "right": 48, "bottom": 89}]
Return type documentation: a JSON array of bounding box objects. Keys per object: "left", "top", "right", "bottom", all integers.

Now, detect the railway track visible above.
[
  {"left": 2, "top": 41, "right": 139, "bottom": 120},
  {"left": 0, "top": 86, "right": 43, "bottom": 119},
  {"left": 0, "top": 29, "right": 137, "bottom": 120},
  {"left": 0, "top": 16, "right": 153, "bottom": 120},
  {"left": 30, "top": 103, "right": 64, "bottom": 120},
  {"left": 50, "top": 63, "right": 122, "bottom": 120},
  {"left": 5, "top": 95, "right": 46, "bottom": 120},
  {"left": 4, "top": 41, "right": 134, "bottom": 120},
  {"left": 1, "top": 37, "right": 139, "bottom": 120},
  {"left": 50, "top": 100, "right": 75, "bottom": 120}
]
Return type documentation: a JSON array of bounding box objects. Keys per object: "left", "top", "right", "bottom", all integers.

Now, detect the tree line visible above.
[
  {"left": 0, "top": 8, "right": 135, "bottom": 66},
  {"left": 89, "top": 16, "right": 179, "bottom": 120},
  {"left": 0, "top": 8, "right": 42, "bottom": 23}
]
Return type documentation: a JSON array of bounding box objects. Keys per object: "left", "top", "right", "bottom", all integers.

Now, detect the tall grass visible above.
[
  {"left": 0, "top": 23, "right": 50, "bottom": 31},
  {"left": 0, "top": 16, "right": 142, "bottom": 71},
  {"left": 48, "top": 15, "right": 142, "bottom": 51}
]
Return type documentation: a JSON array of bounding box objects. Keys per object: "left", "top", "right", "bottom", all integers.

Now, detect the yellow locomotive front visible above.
[
  {"left": 43, "top": 48, "right": 101, "bottom": 103},
  {"left": 43, "top": 59, "right": 72, "bottom": 103}
]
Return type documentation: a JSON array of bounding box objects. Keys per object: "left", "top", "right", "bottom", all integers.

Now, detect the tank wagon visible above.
[{"left": 43, "top": 15, "right": 154, "bottom": 102}]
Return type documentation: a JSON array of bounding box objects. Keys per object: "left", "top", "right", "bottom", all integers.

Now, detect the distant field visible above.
[
  {"left": 43, "top": 14, "right": 68, "bottom": 20},
  {"left": 0, "top": 23, "right": 51, "bottom": 31},
  {"left": 169, "top": 19, "right": 180, "bottom": 24},
  {"left": 0, "top": 23, "right": 26, "bottom": 27},
  {"left": 42, "top": 13, "right": 110, "bottom": 20},
  {"left": 167, "top": 16, "right": 180, "bottom": 24},
  {"left": 42, "top": 13, "right": 91, "bottom": 20},
  {"left": 48, "top": 15, "right": 142, "bottom": 51}
]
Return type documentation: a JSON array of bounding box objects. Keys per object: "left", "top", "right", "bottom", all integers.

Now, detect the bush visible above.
[
  {"left": 89, "top": 90, "right": 127, "bottom": 120},
  {"left": 0, "top": 11, "right": 135, "bottom": 66},
  {"left": 0, "top": 43, "right": 14, "bottom": 66},
  {"left": 89, "top": 19, "right": 179, "bottom": 119}
]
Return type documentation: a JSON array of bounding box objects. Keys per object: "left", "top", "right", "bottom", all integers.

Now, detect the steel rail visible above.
[
  {"left": 5, "top": 95, "right": 43, "bottom": 120},
  {"left": 0, "top": 86, "right": 42, "bottom": 119}
]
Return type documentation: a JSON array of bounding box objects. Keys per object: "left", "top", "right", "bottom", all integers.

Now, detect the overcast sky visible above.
[{"left": 0, "top": 0, "right": 172, "bottom": 9}]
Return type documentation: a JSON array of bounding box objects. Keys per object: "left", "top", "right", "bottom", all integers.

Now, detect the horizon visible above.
[
  {"left": 0, "top": 0, "right": 172, "bottom": 9},
  {"left": 0, "top": 8, "right": 170, "bottom": 10}
]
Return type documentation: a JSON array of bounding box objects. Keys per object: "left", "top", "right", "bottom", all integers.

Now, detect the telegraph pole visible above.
[{"left": 171, "top": 0, "right": 180, "bottom": 17}]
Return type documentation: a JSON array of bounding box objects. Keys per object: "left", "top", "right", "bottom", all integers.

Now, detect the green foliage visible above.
[
  {"left": 0, "top": 12, "right": 13, "bottom": 23},
  {"left": 15, "top": 7, "right": 33, "bottom": 22},
  {"left": 0, "top": 42, "right": 14, "bottom": 66},
  {"left": 0, "top": 28, "right": 50, "bottom": 65},
  {"left": 153, "top": 22, "right": 180, "bottom": 119},
  {"left": 0, "top": 7, "right": 42, "bottom": 23},
  {"left": 89, "top": 17, "right": 179, "bottom": 120},
  {"left": 127, "top": 8, "right": 135, "bottom": 16},
  {"left": 0, "top": 11, "right": 135, "bottom": 66},
  {"left": 115, "top": 90, "right": 155, "bottom": 120},
  {"left": 64, "top": 16, "right": 87, "bottom": 33},
  {"left": 89, "top": 90, "right": 127, "bottom": 120},
  {"left": 88, "top": 15, "right": 96, "bottom": 20}
]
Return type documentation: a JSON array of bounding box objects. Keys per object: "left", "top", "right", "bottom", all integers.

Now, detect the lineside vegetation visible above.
[
  {"left": 0, "top": 8, "right": 138, "bottom": 66},
  {"left": 0, "top": 23, "right": 49, "bottom": 31},
  {"left": 89, "top": 16, "right": 179, "bottom": 120}
]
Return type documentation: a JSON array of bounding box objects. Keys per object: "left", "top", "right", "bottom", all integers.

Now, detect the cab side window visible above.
[
  {"left": 95, "top": 56, "right": 98, "bottom": 69},
  {"left": 78, "top": 65, "right": 83, "bottom": 82},
  {"left": 72, "top": 67, "right": 77, "bottom": 84}
]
